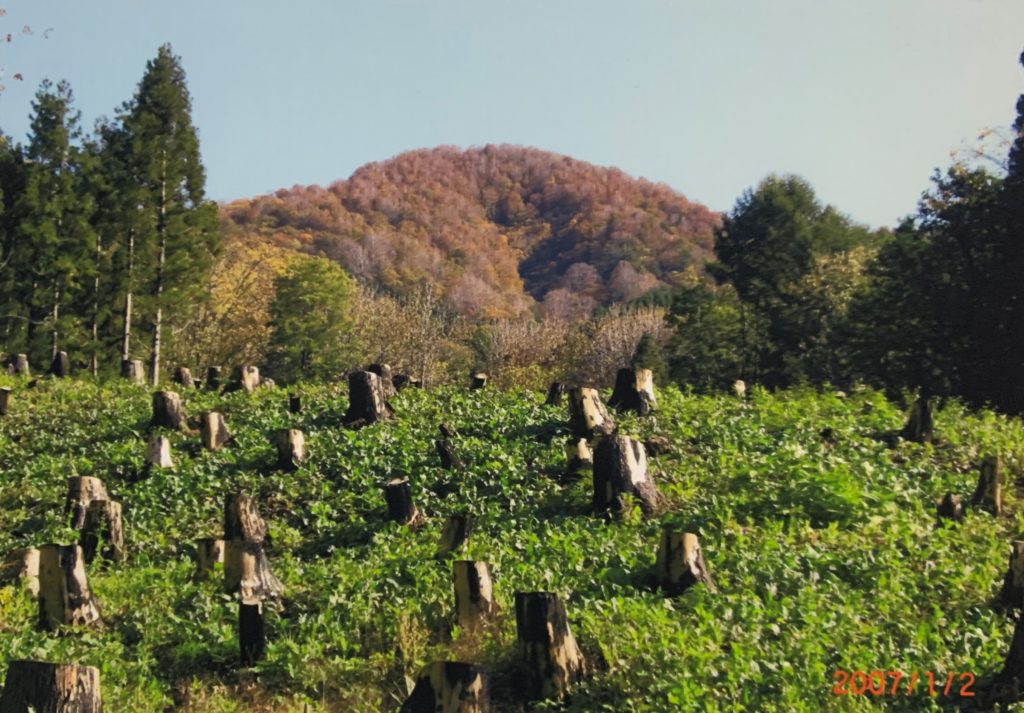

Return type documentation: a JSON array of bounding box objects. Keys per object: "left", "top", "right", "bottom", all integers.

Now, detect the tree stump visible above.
[
  {"left": 436, "top": 515, "right": 472, "bottom": 558},
  {"left": 514, "top": 592, "right": 587, "bottom": 700},
  {"left": 194, "top": 538, "right": 225, "bottom": 582},
  {"left": 37, "top": 544, "right": 102, "bottom": 630},
  {"left": 901, "top": 396, "right": 934, "bottom": 443},
  {"left": 228, "top": 365, "right": 261, "bottom": 393},
  {"left": 608, "top": 367, "right": 657, "bottom": 415},
  {"left": 1000, "top": 541, "right": 1024, "bottom": 609},
  {"left": 565, "top": 438, "right": 593, "bottom": 474},
  {"left": 470, "top": 373, "right": 487, "bottom": 390},
  {"left": 224, "top": 540, "right": 283, "bottom": 602},
  {"left": 343, "top": 371, "right": 393, "bottom": 426},
  {"left": 49, "top": 351, "right": 70, "bottom": 378},
  {"left": 592, "top": 435, "right": 662, "bottom": 516},
  {"left": 367, "top": 363, "right": 397, "bottom": 399},
  {"left": 11, "top": 353, "right": 30, "bottom": 376},
  {"left": 385, "top": 478, "right": 422, "bottom": 525},
  {"left": 288, "top": 393, "right": 301, "bottom": 414},
  {"left": 80, "top": 500, "right": 125, "bottom": 565},
  {"left": 273, "top": 429, "right": 306, "bottom": 471},
  {"left": 545, "top": 382, "right": 566, "bottom": 407},
  {"left": 206, "top": 366, "right": 222, "bottom": 391},
  {"left": 0, "top": 387, "right": 11, "bottom": 416},
  {"left": 0, "top": 661, "right": 101, "bottom": 713},
  {"left": 200, "top": 411, "right": 230, "bottom": 451},
  {"left": 454, "top": 561, "right": 497, "bottom": 632},
  {"left": 937, "top": 492, "right": 963, "bottom": 522},
  {"left": 121, "top": 358, "right": 145, "bottom": 384},
  {"left": 643, "top": 435, "right": 673, "bottom": 457},
  {"left": 401, "top": 662, "right": 490, "bottom": 713},
  {"left": 224, "top": 494, "right": 268, "bottom": 543},
  {"left": 1, "top": 548, "right": 40, "bottom": 596},
  {"left": 393, "top": 374, "right": 422, "bottom": 390},
  {"left": 145, "top": 436, "right": 174, "bottom": 470},
  {"left": 656, "top": 529, "right": 716, "bottom": 596},
  {"left": 733, "top": 379, "right": 746, "bottom": 398},
  {"left": 65, "top": 477, "right": 110, "bottom": 530},
  {"left": 172, "top": 366, "right": 193, "bottom": 388},
  {"left": 973, "top": 455, "right": 1005, "bottom": 516},
  {"left": 239, "top": 601, "right": 266, "bottom": 667},
  {"left": 568, "top": 387, "right": 614, "bottom": 438},
  {"left": 996, "top": 612, "right": 1024, "bottom": 698},
  {"left": 436, "top": 438, "right": 462, "bottom": 470},
  {"left": 150, "top": 391, "right": 187, "bottom": 431}
]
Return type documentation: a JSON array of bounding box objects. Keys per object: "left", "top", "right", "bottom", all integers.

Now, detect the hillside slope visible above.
[{"left": 222, "top": 145, "right": 719, "bottom": 318}]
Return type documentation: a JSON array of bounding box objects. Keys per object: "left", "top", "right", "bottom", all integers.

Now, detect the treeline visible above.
[{"left": 0, "top": 44, "right": 220, "bottom": 384}]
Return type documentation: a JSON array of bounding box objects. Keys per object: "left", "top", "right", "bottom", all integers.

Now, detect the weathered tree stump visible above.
[
  {"left": 996, "top": 611, "right": 1024, "bottom": 698},
  {"left": 0, "top": 387, "right": 11, "bottom": 416},
  {"left": 228, "top": 365, "right": 261, "bottom": 393},
  {"left": 37, "top": 544, "right": 102, "bottom": 630},
  {"left": 436, "top": 515, "right": 472, "bottom": 558},
  {"left": 656, "top": 529, "right": 716, "bottom": 596},
  {"left": 65, "top": 477, "right": 110, "bottom": 530},
  {"left": 545, "top": 382, "right": 567, "bottom": 407},
  {"left": 80, "top": 500, "right": 125, "bottom": 565},
  {"left": 150, "top": 391, "right": 187, "bottom": 431},
  {"left": 733, "top": 379, "right": 746, "bottom": 398},
  {"left": 1, "top": 548, "right": 40, "bottom": 596},
  {"left": 121, "top": 358, "right": 145, "bottom": 384},
  {"left": 273, "top": 429, "right": 306, "bottom": 471},
  {"left": 11, "top": 353, "right": 30, "bottom": 376},
  {"left": 514, "top": 592, "right": 587, "bottom": 700},
  {"left": 49, "top": 351, "right": 70, "bottom": 378},
  {"left": 440, "top": 422, "right": 458, "bottom": 439},
  {"left": 145, "top": 435, "right": 174, "bottom": 470},
  {"left": 0, "top": 660, "right": 101, "bottom": 713},
  {"left": 973, "top": 455, "right": 1005, "bottom": 516},
  {"left": 643, "top": 435, "right": 673, "bottom": 457},
  {"left": 401, "top": 662, "right": 490, "bottom": 713},
  {"left": 239, "top": 601, "right": 266, "bottom": 667},
  {"left": 901, "top": 396, "right": 934, "bottom": 443},
  {"left": 194, "top": 538, "right": 225, "bottom": 582},
  {"left": 592, "top": 435, "right": 662, "bottom": 516},
  {"left": 565, "top": 438, "right": 593, "bottom": 474},
  {"left": 172, "top": 366, "right": 193, "bottom": 388},
  {"left": 367, "top": 363, "right": 397, "bottom": 399},
  {"left": 568, "top": 387, "right": 614, "bottom": 438},
  {"left": 470, "top": 373, "right": 488, "bottom": 390},
  {"left": 288, "top": 393, "right": 301, "bottom": 414},
  {"left": 937, "top": 492, "right": 963, "bottom": 522},
  {"left": 385, "top": 478, "right": 422, "bottom": 525},
  {"left": 343, "top": 371, "right": 393, "bottom": 426},
  {"left": 206, "top": 366, "right": 222, "bottom": 391},
  {"left": 454, "top": 561, "right": 497, "bottom": 632},
  {"left": 608, "top": 368, "right": 657, "bottom": 415},
  {"left": 200, "top": 411, "right": 230, "bottom": 451},
  {"left": 224, "top": 494, "right": 268, "bottom": 543},
  {"left": 224, "top": 540, "right": 283, "bottom": 602},
  {"left": 436, "top": 438, "right": 462, "bottom": 470},
  {"left": 393, "top": 374, "right": 422, "bottom": 390},
  {"left": 1000, "top": 541, "right": 1024, "bottom": 608}
]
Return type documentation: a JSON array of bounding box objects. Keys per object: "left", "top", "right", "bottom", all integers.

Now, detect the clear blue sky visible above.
[{"left": 1, "top": 0, "right": 1022, "bottom": 228}]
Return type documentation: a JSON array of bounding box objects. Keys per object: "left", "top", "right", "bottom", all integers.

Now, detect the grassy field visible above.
[{"left": 1, "top": 376, "right": 1023, "bottom": 711}]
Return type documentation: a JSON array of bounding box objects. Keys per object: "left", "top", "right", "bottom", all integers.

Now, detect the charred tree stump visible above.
[
  {"left": 592, "top": 435, "right": 662, "bottom": 517},
  {"left": 608, "top": 368, "right": 657, "bottom": 415},
  {"left": 470, "top": 373, "right": 487, "bottom": 390},
  {"left": 343, "top": 371, "right": 393, "bottom": 426},
  {"left": 0, "top": 660, "right": 101, "bottom": 713},
  {"left": 79, "top": 500, "right": 125, "bottom": 565},
  {"left": 401, "top": 662, "right": 490, "bottom": 713},
  {"left": 393, "top": 374, "right": 422, "bottom": 390},
  {"left": 545, "top": 382, "right": 567, "bottom": 407},
  {"left": 227, "top": 365, "right": 261, "bottom": 393},
  {"left": 367, "top": 363, "right": 397, "bottom": 399},
  {"left": 150, "top": 391, "right": 187, "bottom": 431},
  {"left": 288, "top": 393, "right": 301, "bottom": 414},
  {"left": 0, "top": 387, "right": 11, "bottom": 416},
  {"left": 436, "top": 515, "right": 472, "bottom": 559},
  {"left": 385, "top": 478, "right": 422, "bottom": 525},
  {"left": 224, "top": 494, "right": 268, "bottom": 543},
  {"left": 973, "top": 455, "right": 1005, "bottom": 516},
  {"left": 514, "top": 592, "right": 587, "bottom": 700},
  {"left": 172, "top": 366, "right": 194, "bottom": 388},
  {"left": 656, "top": 529, "right": 716, "bottom": 596},
  {"left": 121, "top": 358, "right": 145, "bottom": 384},
  {"left": 436, "top": 438, "right": 462, "bottom": 470},
  {"left": 11, "top": 353, "right": 30, "bottom": 377},
  {"left": 145, "top": 436, "right": 174, "bottom": 470},
  {"left": 37, "top": 544, "right": 102, "bottom": 630},
  {"left": 568, "top": 387, "right": 614, "bottom": 438},
  {"left": 200, "top": 411, "right": 230, "bottom": 451},
  {"left": 565, "top": 438, "right": 593, "bottom": 475},
  {"left": 901, "top": 396, "right": 934, "bottom": 443},
  {"left": 49, "top": 351, "right": 70, "bottom": 378},
  {"left": 1001, "top": 541, "right": 1024, "bottom": 609},
  {"left": 273, "top": 429, "right": 306, "bottom": 471},
  {"left": 239, "top": 601, "right": 266, "bottom": 667},
  {"left": 937, "top": 492, "right": 964, "bottom": 522},
  {"left": 454, "top": 561, "right": 497, "bottom": 632},
  {"left": 206, "top": 366, "right": 222, "bottom": 391},
  {"left": 224, "top": 540, "right": 283, "bottom": 602},
  {"left": 65, "top": 477, "right": 110, "bottom": 530},
  {"left": 194, "top": 538, "right": 225, "bottom": 582}
]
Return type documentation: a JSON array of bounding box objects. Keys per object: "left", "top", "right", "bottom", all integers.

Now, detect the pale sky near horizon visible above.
[{"left": 0, "top": 0, "right": 1022, "bottom": 229}]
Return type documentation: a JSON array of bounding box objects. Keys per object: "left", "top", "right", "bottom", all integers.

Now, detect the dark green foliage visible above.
[{"left": 630, "top": 331, "right": 667, "bottom": 383}]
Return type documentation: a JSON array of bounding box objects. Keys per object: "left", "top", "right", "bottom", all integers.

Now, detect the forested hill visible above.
[{"left": 221, "top": 145, "right": 720, "bottom": 319}]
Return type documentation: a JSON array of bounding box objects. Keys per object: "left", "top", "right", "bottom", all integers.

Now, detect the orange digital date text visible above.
[{"left": 831, "top": 670, "right": 975, "bottom": 697}]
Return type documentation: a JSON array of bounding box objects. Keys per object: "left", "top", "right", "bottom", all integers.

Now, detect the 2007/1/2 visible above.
[{"left": 832, "top": 670, "right": 975, "bottom": 697}]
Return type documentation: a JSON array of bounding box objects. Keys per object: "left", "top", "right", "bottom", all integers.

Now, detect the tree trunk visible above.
[
  {"left": 545, "top": 382, "right": 567, "bottom": 407},
  {"left": 901, "top": 396, "right": 934, "bottom": 443},
  {"left": 121, "top": 228, "right": 134, "bottom": 364},
  {"left": 273, "top": 429, "right": 306, "bottom": 471},
  {"left": 565, "top": 438, "right": 592, "bottom": 475},
  {"left": 239, "top": 601, "right": 266, "bottom": 667},
  {"left": 996, "top": 612, "right": 1024, "bottom": 700},
  {"left": 121, "top": 359, "right": 145, "bottom": 384},
  {"left": 50, "top": 281, "right": 60, "bottom": 362},
  {"left": 149, "top": 160, "right": 167, "bottom": 389},
  {"left": 150, "top": 391, "right": 187, "bottom": 431},
  {"left": 514, "top": 592, "right": 587, "bottom": 700},
  {"left": 567, "top": 387, "right": 614, "bottom": 438},
  {"left": 470, "top": 373, "right": 487, "bottom": 390},
  {"left": 224, "top": 493, "right": 267, "bottom": 543},
  {"left": 200, "top": 411, "right": 230, "bottom": 451},
  {"left": 36, "top": 544, "right": 103, "bottom": 630},
  {"left": 1001, "top": 541, "right": 1024, "bottom": 608},
  {"left": 49, "top": 351, "right": 70, "bottom": 378},
  {"left": 172, "top": 366, "right": 193, "bottom": 388},
  {"left": 224, "top": 540, "right": 283, "bottom": 602},
  {"left": 436, "top": 515, "right": 472, "bottom": 559},
  {"left": 195, "top": 538, "right": 225, "bottom": 582},
  {"left": 0, "top": 387, "right": 11, "bottom": 416},
  {"left": 973, "top": 455, "right": 1004, "bottom": 516},
  {"left": 0, "top": 660, "right": 101, "bottom": 713},
  {"left": 592, "top": 435, "right": 662, "bottom": 517},
  {"left": 145, "top": 435, "right": 174, "bottom": 470},
  {"left": 384, "top": 478, "right": 422, "bottom": 525},
  {"left": 288, "top": 393, "right": 301, "bottom": 414},
  {"left": 65, "top": 477, "right": 110, "bottom": 530},
  {"left": 90, "top": 235, "right": 102, "bottom": 377},
  {"left": 343, "top": 371, "right": 393, "bottom": 426},
  {"left": 206, "top": 366, "right": 222, "bottom": 391},
  {"left": 367, "top": 363, "right": 397, "bottom": 399},
  {"left": 937, "top": 492, "right": 963, "bottom": 522},
  {"left": 79, "top": 500, "right": 125, "bottom": 565},
  {"left": 656, "top": 529, "right": 716, "bottom": 596},
  {"left": 401, "top": 662, "right": 490, "bottom": 713},
  {"left": 608, "top": 367, "right": 657, "bottom": 415},
  {"left": 453, "top": 561, "right": 497, "bottom": 632}
]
